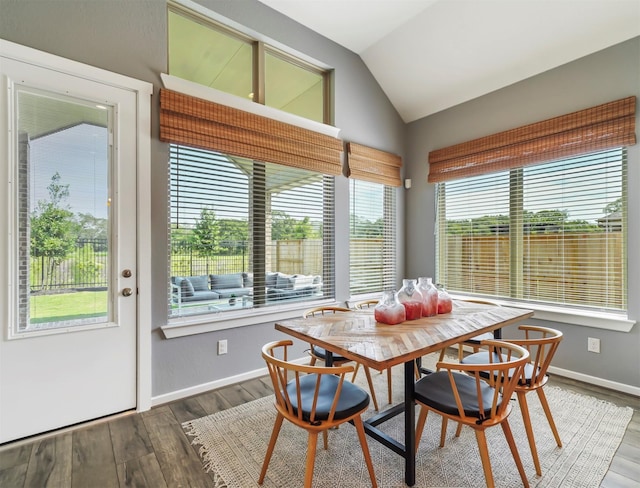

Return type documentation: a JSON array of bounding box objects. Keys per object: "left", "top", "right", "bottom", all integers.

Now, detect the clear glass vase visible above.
[
  {"left": 374, "top": 290, "right": 406, "bottom": 325},
  {"left": 397, "top": 279, "right": 423, "bottom": 320},
  {"left": 436, "top": 284, "right": 453, "bottom": 314},
  {"left": 417, "top": 277, "right": 438, "bottom": 317}
]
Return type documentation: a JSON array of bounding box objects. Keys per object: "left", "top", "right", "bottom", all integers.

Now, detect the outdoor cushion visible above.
[
  {"left": 210, "top": 272, "right": 244, "bottom": 289},
  {"left": 189, "top": 275, "right": 210, "bottom": 292},
  {"left": 181, "top": 291, "right": 219, "bottom": 302},
  {"left": 243, "top": 272, "right": 253, "bottom": 287},
  {"left": 276, "top": 274, "right": 295, "bottom": 290},
  {"left": 178, "top": 277, "right": 194, "bottom": 297},
  {"left": 292, "top": 275, "right": 314, "bottom": 289},
  {"left": 266, "top": 272, "right": 279, "bottom": 287}
]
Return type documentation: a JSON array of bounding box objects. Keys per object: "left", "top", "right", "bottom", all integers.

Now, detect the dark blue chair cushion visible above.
[
  {"left": 414, "top": 371, "right": 501, "bottom": 420},
  {"left": 311, "top": 345, "right": 349, "bottom": 362},
  {"left": 462, "top": 351, "right": 536, "bottom": 385},
  {"left": 286, "top": 374, "right": 370, "bottom": 422}
]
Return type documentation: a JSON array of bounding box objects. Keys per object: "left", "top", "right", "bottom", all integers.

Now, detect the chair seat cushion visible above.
[
  {"left": 286, "top": 374, "right": 370, "bottom": 422},
  {"left": 462, "top": 351, "right": 537, "bottom": 385},
  {"left": 311, "top": 345, "right": 349, "bottom": 362},
  {"left": 414, "top": 371, "right": 501, "bottom": 420}
]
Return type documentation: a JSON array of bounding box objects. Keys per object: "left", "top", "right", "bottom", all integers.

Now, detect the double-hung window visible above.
[{"left": 431, "top": 97, "right": 635, "bottom": 315}]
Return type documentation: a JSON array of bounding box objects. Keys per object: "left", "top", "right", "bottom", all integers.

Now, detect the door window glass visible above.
[{"left": 16, "top": 88, "right": 111, "bottom": 333}]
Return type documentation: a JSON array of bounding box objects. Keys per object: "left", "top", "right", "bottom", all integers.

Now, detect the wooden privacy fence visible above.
[{"left": 444, "top": 233, "right": 625, "bottom": 309}]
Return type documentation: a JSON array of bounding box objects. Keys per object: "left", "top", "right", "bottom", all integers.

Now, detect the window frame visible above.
[
  {"left": 164, "top": 144, "right": 338, "bottom": 335},
  {"left": 435, "top": 148, "right": 634, "bottom": 332}
]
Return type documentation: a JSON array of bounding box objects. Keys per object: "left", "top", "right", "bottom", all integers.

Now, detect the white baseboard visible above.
[
  {"left": 548, "top": 365, "right": 640, "bottom": 397},
  {"left": 151, "top": 356, "right": 308, "bottom": 407}
]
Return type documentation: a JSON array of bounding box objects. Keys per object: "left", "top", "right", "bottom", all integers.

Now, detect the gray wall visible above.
[
  {"left": 405, "top": 37, "right": 640, "bottom": 388},
  {"left": 0, "top": 0, "right": 406, "bottom": 397}
]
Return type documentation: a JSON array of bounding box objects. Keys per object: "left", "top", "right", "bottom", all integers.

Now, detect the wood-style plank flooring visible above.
[{"left": 1, "top": 364, "right": 638, "bottom": 487}]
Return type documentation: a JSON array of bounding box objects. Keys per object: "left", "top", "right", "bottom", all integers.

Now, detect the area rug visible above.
[{"left": 183, "top": 359, "right": 633, "bottom": 487}]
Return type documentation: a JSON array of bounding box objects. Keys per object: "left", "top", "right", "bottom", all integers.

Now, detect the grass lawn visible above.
[{"left": 30, "top": 291, "right": 108, "bottom": 323}]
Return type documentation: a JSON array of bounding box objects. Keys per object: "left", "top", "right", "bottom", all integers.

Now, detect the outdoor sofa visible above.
[{"left": 171, "top": 271, "right": 322, "bottom": 309}]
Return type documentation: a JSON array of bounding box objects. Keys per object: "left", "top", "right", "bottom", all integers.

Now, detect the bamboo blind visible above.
[
  {"left": 428, "top": 96, "right": 636, "bottom": 183},
  {"left": 346, "top": 142, "right": 403, "bottom": 186},
  {"left": 160, "top": 89, "right": 343, "bottom": 175}
]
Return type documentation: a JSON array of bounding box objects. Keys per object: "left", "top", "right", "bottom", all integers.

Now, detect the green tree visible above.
[
  {"left": 350, "top": 214, "right": 384, "bottom": 238},
  {"left": 218, "top": 219, "right": 249, "bottom": 254},
  {"left": 75, "top": 212, "right": 108, "bottom": 241},
  {"left": 193, "top": 207, "right": 221, "bottom": 259},
  {"left": 272, "top": 211, "right": 317, "bottom": 239},
  {"left": 603, "top": 197, "right": 622, "bottom": 215},
  {"left": 30, "top": 172, "right": 77, "bottom": 289}
]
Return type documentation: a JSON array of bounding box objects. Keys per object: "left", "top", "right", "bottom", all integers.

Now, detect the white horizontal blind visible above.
[
  {"left": 437, "top": 148, "right": 627, "bottom": 312},
  {"left": 350, "top": 179, "right": 397, "bottom": 295},
  {"left": 169, "top": 144, "right": 334, "bottom": 318}
]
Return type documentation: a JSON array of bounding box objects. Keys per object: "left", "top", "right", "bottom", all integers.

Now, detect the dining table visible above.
[{"left": 274, "top": 299, "right": 534, "bottom": 486}]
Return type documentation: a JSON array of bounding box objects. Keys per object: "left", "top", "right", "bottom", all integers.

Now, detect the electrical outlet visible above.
[
  {"left": 218, "top": 339, "right": 228, "bottom": 355},
  {"left": 587, "top": 337, "right": 600, "bottom": 353}
]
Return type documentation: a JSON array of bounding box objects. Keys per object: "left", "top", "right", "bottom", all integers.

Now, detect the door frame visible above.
[{"left": 0, "top": 39, "right": 153, "bottom": 413}]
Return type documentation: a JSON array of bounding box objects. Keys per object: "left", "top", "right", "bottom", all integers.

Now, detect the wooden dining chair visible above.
[
  {"left": 303, "top": 306, "right": 380, "bottom": 410},
  {"left": 259, "top": 340, "right": 378, "bottom": 488},
  {"left": 460, "top": 325, "right": 563, "bottom": 476},
  {"left": 438, "top": 299, "right": 501, "bottom": 363},
  {"left": 415, "top": 340, "right": 531, "bottom": 488},
  {"left": 353, "top": 299, "right": 421, "bottom": 404}
]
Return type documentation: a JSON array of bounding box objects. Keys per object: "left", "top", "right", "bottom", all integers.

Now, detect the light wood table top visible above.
[{"left": 275, "top": 300, "right": 534, "bottom": 371}]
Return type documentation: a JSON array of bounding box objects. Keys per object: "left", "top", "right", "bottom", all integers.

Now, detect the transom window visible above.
[{"left": 168, "top": 4, "right": 330, "bottom": 124}]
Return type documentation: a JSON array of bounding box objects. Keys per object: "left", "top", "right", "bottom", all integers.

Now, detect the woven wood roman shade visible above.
[
  {"left": 160, "top": 89, "right": 343, "bottom": 175},
  {"left": 347, "top": 142, "right": 402, "bottom": 187},
  {"left": 428, "top": 96, "right": 636, "bottom": 183}
]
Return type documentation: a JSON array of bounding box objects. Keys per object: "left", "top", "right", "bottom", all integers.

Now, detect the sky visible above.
[{"left": 29, "top": 123, "right": 109, "bottom": 220}]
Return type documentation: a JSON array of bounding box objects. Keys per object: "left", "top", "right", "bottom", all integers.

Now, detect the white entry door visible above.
[{"left": 0, "top": 49, "right": 140, "bottom": 443}]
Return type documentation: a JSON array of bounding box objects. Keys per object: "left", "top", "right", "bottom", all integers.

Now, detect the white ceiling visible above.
[{"left": 257, "top": 0, "right": 640, "bottom": 123}]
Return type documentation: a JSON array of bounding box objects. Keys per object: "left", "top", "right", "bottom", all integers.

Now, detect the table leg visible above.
[
  {"left": 404, "top": 360, "right": 416, "bottom": 486},
  {"left": 325, "top": 350, "right": 333, "bottom": 367}
]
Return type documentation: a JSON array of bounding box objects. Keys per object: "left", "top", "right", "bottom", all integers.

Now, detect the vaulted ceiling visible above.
[{"left": 257, "top": 0, "right": 640, "bottom": 123}]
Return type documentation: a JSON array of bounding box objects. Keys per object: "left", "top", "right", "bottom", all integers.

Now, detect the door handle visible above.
[{"left": 122, "top": 288, "right": 133, "bottom": 297}]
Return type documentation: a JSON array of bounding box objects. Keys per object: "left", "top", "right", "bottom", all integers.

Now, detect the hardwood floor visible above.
[{"left": 0, "top": 370, "right": 638, "bottom": 487}]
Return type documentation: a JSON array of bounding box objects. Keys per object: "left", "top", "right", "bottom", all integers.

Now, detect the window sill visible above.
[
  {"left": 161, "top": 298, "right": 337, "bottom": 339},
  {"left": 451, "top": 295, "right": 635, "bottom": 332}
]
